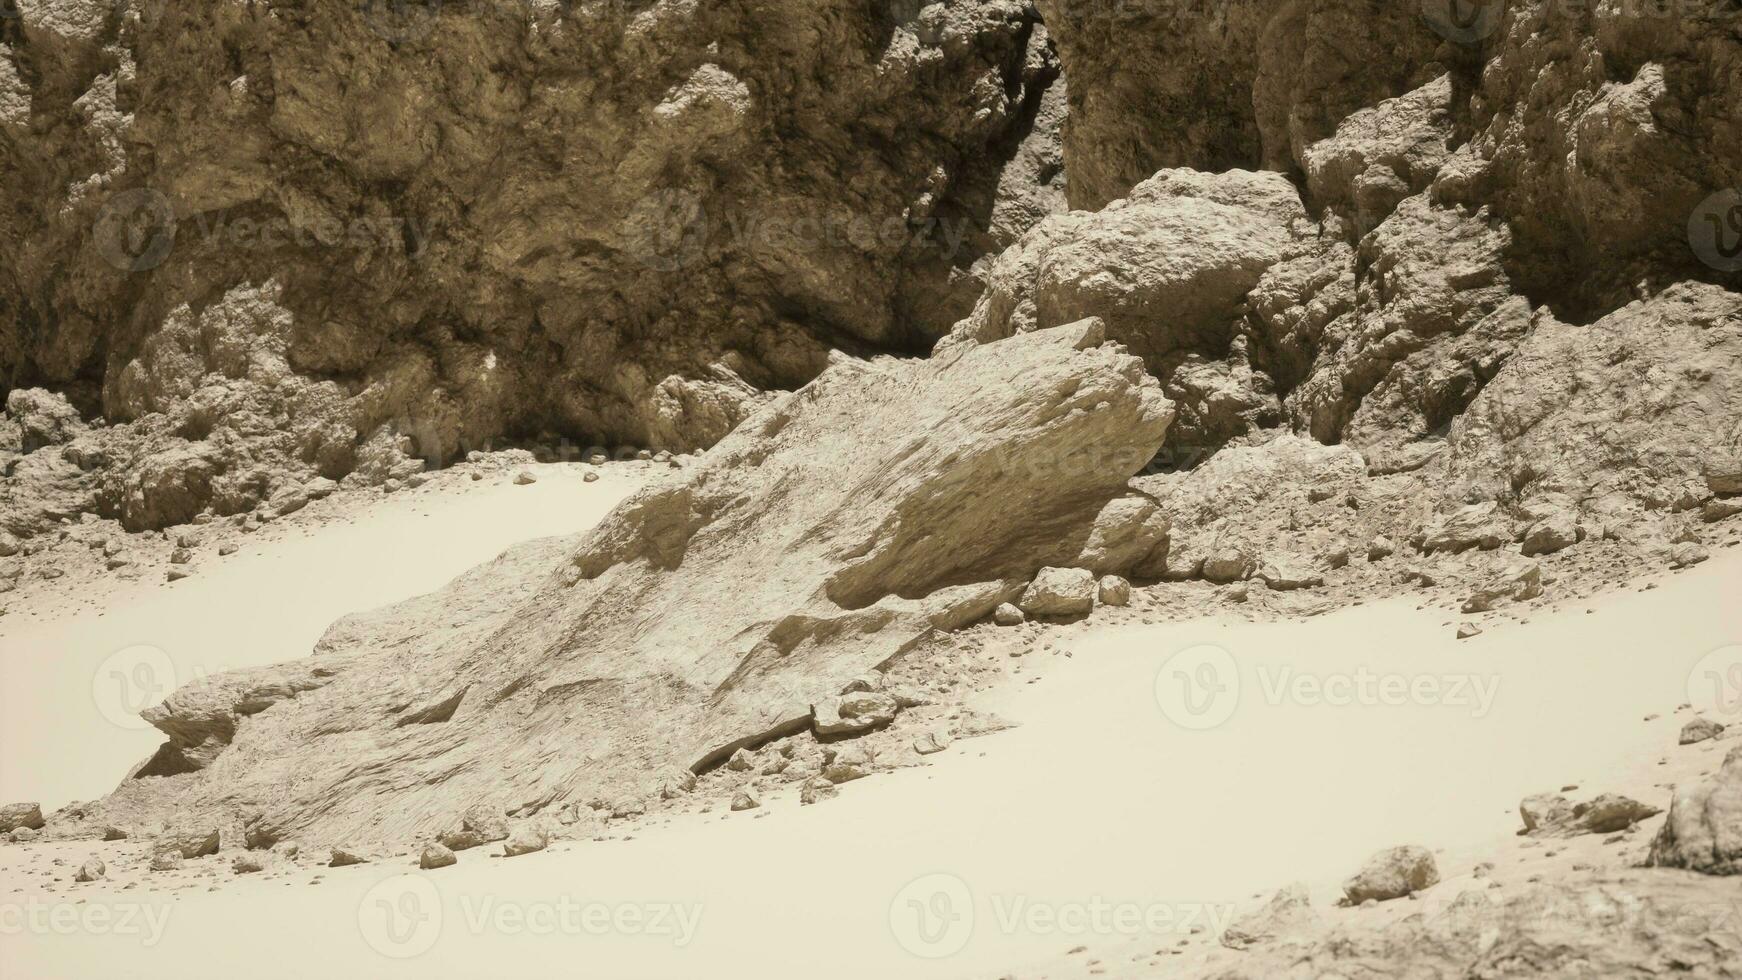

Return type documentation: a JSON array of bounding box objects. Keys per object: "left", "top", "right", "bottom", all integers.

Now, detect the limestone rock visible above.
[
  {"left": 74, "top": 858, "right": 106, "bottom": 883},
  {"left": 1648, "top": 744, "right": 1742, "bottom": 875},
  {"left": 1681, "top": 717, "right": 1725, "bottom": 746},
  {"left": 85, "top": 320, "right": 1171, "bottom": 848},
  {"left": 156, "top": 827, "right": 220, "bottom": 859},
  {"left": 1096, "top": 575, "right": 1130, "bottom": 607},
  {"left": 799, "top": 777, "right": 838, "bottom": 806},
  {"left": 1342, "top": 845, "right": 1439, "bottom": 904},
  {"left": 419, "top": 842, "right": 457, "bottom": 870},
  {"left": 0, "top": 802, "right": 44, "bottom": 833},
  {"left": 1019, "top": 567, "right": 1096, "bottom": 617},
  {"left": 1520, "top": 792, "right": 1660, "bottom": 838},
  {"left": 439, "top": 806, "right": 510, "bottom": 852},
  {"left": 502, "top": 825, "right": 549, "bottom": 857},
  {"left": 1254, "top": 554, "right": 1323, "bottom": 591},
  {"left": 1461, "top": 561, "right": 1544, "bottom": 614}
]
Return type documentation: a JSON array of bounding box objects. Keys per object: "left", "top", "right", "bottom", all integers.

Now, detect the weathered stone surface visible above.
[
  {"left": 1096, "top": 575, "right": 1130, "bottom": 607},
  {"left": 1018, "top": 567, "right": 1096, "bottom": 617},
  {"left": 419, "top": 842, "right": 456, "bottom": 870},
  {"left": 1343, "top": 845, "right": 1439, "bottom": 904},
  {"left": 156, "top": 827, "right": 219, "bottom": 859},
  {"left": 73, "top": 858, "right": 106, "bottom": 883},
  {"left": 1681, "top": 717, "right": 1725, "bottom": 746},
  {"left": 502, "top": 824, "right": 549, "bottom": 857},
  {"left": 0, "top": 802, "right": 44, "bottom": 833},
  {"left": 2, "top": 0, "right": 1065, "bottom": 510},
  {"left": 1461, "top": 560, "right": 1543, "bottom": 614},
  {"left": 86, "top": 323, "right": 1172, "bottom": 847},
  {"left": 1221, "top": 882, "right": 1317, "bottom": 951},
  {"left": 1648, "top": 744, "right": 1742, "bottom": 875},
  {"left": 439, "top": 805, "right": 510, "bottom": 852},
  {"left": 1522, "top": 792, "right": 1662, "bottom": 839},
  {"left": 1254, "top": 554, "right": 1322, "bottom": 592}
]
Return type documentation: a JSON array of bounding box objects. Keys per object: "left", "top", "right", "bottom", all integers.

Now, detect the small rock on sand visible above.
[
  {"left": 1680, "top": 716, "right": 1724, "bottom": 745},
  {"left": 419, "top": 843, "right": 457, "bottom": 869},
  {"left": 1342, "top": 845, "right": 1439, "bottom": 903},
  {"left": 731, "top": 790, "right": 761, "bottom": 812}
]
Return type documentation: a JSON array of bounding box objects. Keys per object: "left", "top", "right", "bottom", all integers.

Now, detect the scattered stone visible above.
[
  {"left": 218, "top": 544, "right": 238, "bottom": 556},
  {"left": 440, "top": 805, "right": 510, "bottom": 851},
  {"left": 583, "top": 471, "right": 600, "bottom": 483},
  {"left": 168, "top": 547, "right": 193, "bottom": 564},
  {"left": 913, "top": 731, "right": 952, "bottom": 755},
  {"left": 992, "top": 602, "right": 1025, "bottom": 626},
  {"left": 1342, "top": 846, "right": 1439, "bottom": 903},
  {"left": 800, "top": 777, "right": 838, "bottom": 806},
  {"left": 731, "top": 790, "right": 761, "bottom": 812},
  {"left": 10, "top": 827, "right": 39, "bottom": 842},
  {"left": 166, "top": 568, "right": 193, "bottom": 582},
  {"left": 1521, "top": 512, "right": 1582, "bottom": 557},
  {"left": 1519, "top": 792, "right": 1660, "bottom": 837},
  {"left": 514, "top": 471, "right": 537, "bottom": 485},
  {"left": 419, "top": 842, "right": 457, "bottom": 869},
  {"left": 1680, "top": 717, "right": 1725, "bottom": 745},
  {"left": 822, "top": 744, "right": 875, "bottom": 783},
  {"left": 1457, "top": 623, "right": 1481, "bottom": 639},
  {"left": 74, "top": 858, "right": 106, "bottom": 882},
  {"left": 1202, "top": 548, "right": 1255, "bottom": 583},
  {"left": 157, "top": 827, "right": 220, "bottom": 858},
  {"left": 1462, "top": 561, "right": 1543, "bottom": 613},
  {"left": 814, "top": 692, "right": 899, "bottom": 737},
  {"left": 149, "top": 851, "right": 183, "bottom": 873},
  {"left": 1254, "top": 554, "right": 1323, "bottom": 591},
  {"left": 1019, "top": 567, "right": 1097, "bottom": 617},
  {"left": 329, "top": 848, "right": 369, "bottom": 867},
  {"left": 1097, "top": 574, "right": 1131, "bottom": 606},
  {"left": 232, "top": 854, "right": 266, "bottom": 874},
  {"left": 1669, "top": 542, "right": 1709, "bottom": 568},
  {"left": 101, "top": 826, "right": 128, "bottom": 841},
  {"left": 503, "top": 825, "right": 550, "bottom": 856},
  {"left": 726, "top": 748, "right": 757, "bottom": 772}
]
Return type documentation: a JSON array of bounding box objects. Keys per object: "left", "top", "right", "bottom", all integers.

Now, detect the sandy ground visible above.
[{"left": 1, "top": 471, "right": 1739, "bottom": 979}]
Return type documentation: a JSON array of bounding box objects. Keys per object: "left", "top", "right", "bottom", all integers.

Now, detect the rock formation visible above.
[{"left": 84, "top": 320, "right": 1172, "bottom": 845}]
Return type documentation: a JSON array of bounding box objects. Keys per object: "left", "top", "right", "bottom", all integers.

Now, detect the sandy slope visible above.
[
  {"left": 0, "top": 463, "right": 637, "bottom": 810},
  {"left": 0, "top": 476, "right": 1738, "bottom": 979}
]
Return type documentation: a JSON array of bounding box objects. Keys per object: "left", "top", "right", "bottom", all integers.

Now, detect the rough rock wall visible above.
[{"left": 1, "top": 0, "right": 1066, "bottom": 528}]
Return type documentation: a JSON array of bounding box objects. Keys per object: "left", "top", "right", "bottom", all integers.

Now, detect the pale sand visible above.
[{"left": 1, "top": 473, "right": 1738, "bottom": 979}]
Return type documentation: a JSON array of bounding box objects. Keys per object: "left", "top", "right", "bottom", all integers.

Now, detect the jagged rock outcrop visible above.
[
  {"left": 84, "top": 320, "right": 1172, "bottom": 845},
  {"left": 2, "top": 0, "right": 1068, "bottom": 532}
]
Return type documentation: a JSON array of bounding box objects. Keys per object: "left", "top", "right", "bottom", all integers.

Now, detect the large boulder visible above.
[
  {"left": 1343, "top": 845, "right": 1439, "bottom": 904},
  {"left": 0, "top": 802, "right": 44, "bottom": 834},
  {"left": 86, "top": 321, "right": 1173, "bottom": 846},
  {"left": 1648, "top": 744, "right": 1742, "bottom": 875}
]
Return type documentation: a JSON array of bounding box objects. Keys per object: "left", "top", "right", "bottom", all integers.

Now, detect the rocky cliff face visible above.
[{"left": 3, "top": 0, "right": 1065, "bottom": 530}]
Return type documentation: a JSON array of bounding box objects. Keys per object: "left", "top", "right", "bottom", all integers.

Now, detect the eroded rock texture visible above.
[
  {"left": 90, "top": 322, "right": 1172, "bottom": 845},
  {"left": 2, "top": 0, "right": 1066, "bottom": 530}
]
